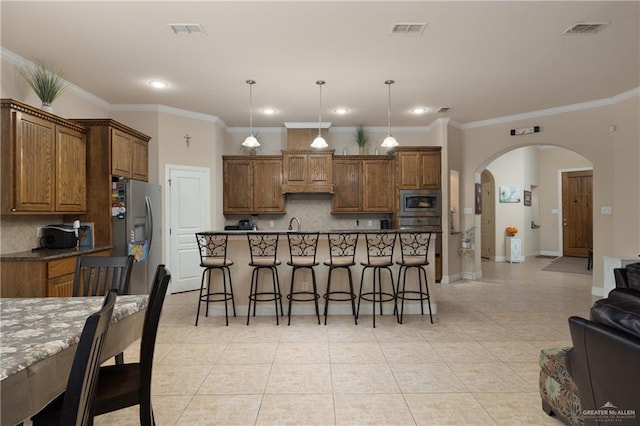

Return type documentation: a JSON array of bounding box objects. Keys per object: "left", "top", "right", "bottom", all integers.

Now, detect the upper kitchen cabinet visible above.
[
  {"left": 1, "top": 99, "right": 87, "bottom": 214},
  {"left": 75, "top": 119, "right": 150, "bottom": 182},
  {"left": 390, "top": 147, "right": 442, "bottom": 189},
  {"left": 281, "top": 149, "right": 334, "bottom": 194},
  {"left": 223, "top": 156, "right": 285, "bottom": 214},
  {"left": 332, "top": 156, "right": 393, "bottom": 213}
]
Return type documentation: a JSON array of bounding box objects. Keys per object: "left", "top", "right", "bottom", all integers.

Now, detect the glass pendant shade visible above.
[
  {"left": 311, "top": 135, "right": 327, "bottom": 148},
  {"left": 311, "top": 80, "right": 328, "bottom": 148},
  {"left": 381, "top": 135, "right": 398, "bottom": 148},
  {"left": 241, "top": 79, "right": 260, "bottom": 148},
  {"left": 382, "top": 79, "right": 399, "bottom": 148}
]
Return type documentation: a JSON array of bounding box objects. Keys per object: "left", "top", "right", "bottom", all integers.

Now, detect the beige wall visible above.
[{"left": 459, "top": 94, "right": 640, "bottom": 295}]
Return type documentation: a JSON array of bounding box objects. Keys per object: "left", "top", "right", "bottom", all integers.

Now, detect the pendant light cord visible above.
[
  {"left": 247, "top": 80, "right": 255, "bottom": 136},
  {"left": 317, "top": 80, "right": 325, "bottom": 136},
  {"left": 386, "top": 80, "right": 394, "bottom": 136}
]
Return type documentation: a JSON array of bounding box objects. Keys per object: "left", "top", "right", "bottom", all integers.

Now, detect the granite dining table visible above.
[{"left": 0, "top": 295, "right": 148, "bottom": 426}]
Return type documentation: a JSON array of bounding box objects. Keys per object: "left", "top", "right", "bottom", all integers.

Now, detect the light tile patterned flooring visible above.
[{"left": 96, "top": 258, "right": 596, "bottom": 425}]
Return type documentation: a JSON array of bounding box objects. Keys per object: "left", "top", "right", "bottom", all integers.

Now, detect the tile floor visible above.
[{"left": 95, "top": 258, "right": 597, "bottom": 425}]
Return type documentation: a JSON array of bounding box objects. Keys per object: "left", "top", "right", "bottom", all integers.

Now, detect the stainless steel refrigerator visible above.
[{"left": 111, "top": 178, "right": 162, "bottom": 294}]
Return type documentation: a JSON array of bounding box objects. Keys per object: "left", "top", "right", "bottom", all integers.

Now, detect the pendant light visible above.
[
  {"left": 242, "top": 79, "right": 260, "bottom": 148},
  {"left": 381, "top": 80, "right": 399, "bottom": 148},
  {"left": 310, "top": 80, "right": 328, "bottom": 148}
]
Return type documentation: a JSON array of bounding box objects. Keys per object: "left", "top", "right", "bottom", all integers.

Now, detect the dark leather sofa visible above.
[
  {"left": 613, "top": 261, "right": 640, "bottom": 301},
  {"left": 540, "top": 262, "right": 640, "bottom": 425}
]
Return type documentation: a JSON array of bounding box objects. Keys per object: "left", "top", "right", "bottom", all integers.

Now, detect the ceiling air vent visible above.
[
  {"left": 436, "top": 107, "right": 451, "bottom": 113},
  {"left": 563, "top": 22, "right": 609, "bottom": 35},
  {"left": 168, "top": 23, "right": 205, "bottom": 35},
  {"left": 390, "top": 23, "right": 427, "bottom": 36}
]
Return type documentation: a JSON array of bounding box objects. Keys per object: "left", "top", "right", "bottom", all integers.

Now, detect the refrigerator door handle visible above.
[{"left": 145, "top": 195, "right": 153, "bottom": 253}]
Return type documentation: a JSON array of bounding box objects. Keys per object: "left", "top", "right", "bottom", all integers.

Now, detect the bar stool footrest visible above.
[
  {"left": 396, "top": 290, "right": 431, "bottom": 301},
  {"left": 287, "top": 291, "right": 320, "bottom": 302},
  {"left": 324, "top": 291, "right": 356, "bottom": 302},
  {"left": 359, "top": 292, "right": 395, "bottom": 303}
]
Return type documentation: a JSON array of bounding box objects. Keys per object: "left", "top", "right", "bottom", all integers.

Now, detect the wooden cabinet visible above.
[
  {"left": 282, "top": 149, "right": 334, "bottom": 193},
  {"left": 1, "top": 99, "right": 87, "bottom": 214},
  {"left": 391, "top": 147, "right": 441, "bottom": 189},
  {"left": 69, "top": 119, "right": 151, "bottom": 247},
  {"left": 332, "top": 156, "right": 393, "bottom": 213},
  {"left": 0, "top": 248, "right": 112, "bottom": 298},
  {"left": 223, "top": 156, "right": 285, "bottom": 214}
]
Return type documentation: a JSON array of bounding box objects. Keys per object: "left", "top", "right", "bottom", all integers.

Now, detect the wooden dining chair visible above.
[
  {"left": 72, "top": 255, "right": 135, "bottom": 297},
  {"left": 90, "top": 264, "right": 171, "bottom": 426},
  {"left": 31, "top": 290, "right": 117, "bottom": 426}
]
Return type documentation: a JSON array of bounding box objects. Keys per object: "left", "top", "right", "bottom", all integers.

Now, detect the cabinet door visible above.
[
  {"left": 55, "top": 126, "right": 86, "bottom": 212},
  {"left": 283, "top": 152, "right": 308, "bottom": 185},
  {"left": 363, "top": 159, "right": 393, "bottom": 212},
  {"left": 15, "top": 112, "right": 56, "bottom": 211},
  {"left": 308, "top": 153, "right": 332, "bottom": 185},
  {"left": 47, "top": 273, "right": 75, "bottom": 297},
  {"left": 253, "top": 159, "right": 284, "bottom": 213},
  {"left": 332, "top": 159, "right": 362, "bottom": 212},
  {"left": 131, "top": 138, "right": 149, "bottom": 181},
  {"left": 223, "top": 159, "right": 253, "bottom": 213},
  {"left": 111, "top": 129, "right": 132, "bottom": 177},
  {"left": 419, "top": 151, "right": 441, "bottom": 188},
  {"left": 396, "top": 152, "right": 420, "bottom": 189}
]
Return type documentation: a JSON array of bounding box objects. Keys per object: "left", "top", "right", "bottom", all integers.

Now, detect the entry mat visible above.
[{"left": 542, "top": 256, "right": 592, "bottom": 275}]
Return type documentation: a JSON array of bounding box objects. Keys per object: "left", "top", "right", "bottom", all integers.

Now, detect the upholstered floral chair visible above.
[{"left": 539, "top": 347, "right": 583, "bottom": 425}]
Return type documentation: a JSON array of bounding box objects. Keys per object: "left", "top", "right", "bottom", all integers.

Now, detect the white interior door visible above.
[{"left": 166, "top": 165, "right": 210, "bottom": 293}]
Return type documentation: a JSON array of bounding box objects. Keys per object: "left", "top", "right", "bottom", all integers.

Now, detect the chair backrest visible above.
[
  {"left": 139, "top": 264, "right": 171, "bottom": 418},
  {"left": 398, "top": 231, "right": 432, "bottom": 264},
  {"left": 326, "top": 232, "right": 359, "bottom": 265},
  {"left": 61, "top": 290, "right": 117, "bottom": 426},
  {"left": 363, "top": 232, "right": 397, "bottom": 264},
  {"left": 247, "top": 233, "right": 279, "bottom": 264},
  {"left": 73, "top": 255, "right": 135, "bottom": 297},
  {"left": 287, "top": 232, "right": 320, "bottom": 264},
  {"left": 195, "top": 232, "right": 230, "bottom": 266}
]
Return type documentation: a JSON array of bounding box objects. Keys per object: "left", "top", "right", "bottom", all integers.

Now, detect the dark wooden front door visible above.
[{"left": 562, "top": 170, "right": 593, "bottom": 257}]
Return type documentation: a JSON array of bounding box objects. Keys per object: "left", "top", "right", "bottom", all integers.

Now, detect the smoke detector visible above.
[
  {"left": 563, "top": 22, "right": 609, "bottom": 35},
  {"left": 390, "top": 23, "right": 427, "bottom": 36}
]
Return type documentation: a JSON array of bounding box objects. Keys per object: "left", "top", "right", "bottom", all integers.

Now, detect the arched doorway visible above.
[{"left": 480, "top": 170, "right": 495, "bottom": 259}]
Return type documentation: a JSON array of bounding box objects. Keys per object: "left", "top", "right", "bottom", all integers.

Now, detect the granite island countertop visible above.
[{"left": 0, "top": 246, "right": 113, "bottom": 262}]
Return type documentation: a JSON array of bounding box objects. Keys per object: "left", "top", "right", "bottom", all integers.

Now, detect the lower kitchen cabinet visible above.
[
  {"left": 332, "top": 156, "right": 393, "bottom": 213},
  {"left": 0, "top": 248, "right": 112, "bottom": 298}
]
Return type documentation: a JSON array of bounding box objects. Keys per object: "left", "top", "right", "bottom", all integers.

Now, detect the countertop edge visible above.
[{"left": 1, "top": 246, "right": 114, "bottom": 262}]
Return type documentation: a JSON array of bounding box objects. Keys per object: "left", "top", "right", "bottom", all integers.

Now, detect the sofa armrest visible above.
[
  {"left": 568, "top": 316, "right": 640, "bottom": 422},
  {"left": 614, "top": 268, "right": 628, "bottom": 289},
  {"left": 590, "top": 296, "right": 640, "bottom": 338}
]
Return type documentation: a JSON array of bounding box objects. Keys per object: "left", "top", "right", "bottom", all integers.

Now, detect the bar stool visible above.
[
  {"left": 323, "top": 232, "right": 359, "bottom": 325},
  {"left": 195, "top": 232, "right": 236, "bottom": 326},
  {"left": 357, "top": 231, "right": 398, "bottom": 328},
  {"left": 247, "top": 232, "right": 283, "bottom": 325},
  {"left": 286, "top": 232, "right": 321, "bottom": 325},
  {"left": 396, "top": 231, "right": 434, "bottom": 324}
]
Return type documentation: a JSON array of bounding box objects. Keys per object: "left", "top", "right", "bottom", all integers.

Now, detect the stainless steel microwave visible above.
[{"left": 399, "top": 190, "right": 441, "bottom": 217}]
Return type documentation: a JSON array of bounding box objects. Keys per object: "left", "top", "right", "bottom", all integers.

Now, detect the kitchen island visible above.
[{"left": 197, "top": 229, "right": 438, "bottom": 319}]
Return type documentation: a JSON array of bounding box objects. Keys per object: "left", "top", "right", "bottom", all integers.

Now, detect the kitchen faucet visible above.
[{"left": 288, "top": 216, "right": 301, "bottom": 231}]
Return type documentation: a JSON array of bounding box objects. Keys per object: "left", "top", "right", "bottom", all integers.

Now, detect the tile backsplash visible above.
[
  {"left": 224, "top": 193, "right": 391, "bottom": 231},
  {"left": 0, "top": 215, "right": 62, "bottom": 254}
]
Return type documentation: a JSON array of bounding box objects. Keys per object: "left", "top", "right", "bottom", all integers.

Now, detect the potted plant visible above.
[
  {"left": 505, "top": 226, "right": 519, "bottom": 237},
  {"left": 18, "top": 60, "right": 69, "bottom": 113},
  {"left": 354, "top": 125, "right": 368, "bottom": 155},
  {"left": 462, "top": 226, "right": 476, "bottom": 249}
]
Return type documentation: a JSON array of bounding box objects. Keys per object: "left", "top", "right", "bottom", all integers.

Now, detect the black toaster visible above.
[{"left": 41, "top": 224, "right": 77, "bottom": 249}]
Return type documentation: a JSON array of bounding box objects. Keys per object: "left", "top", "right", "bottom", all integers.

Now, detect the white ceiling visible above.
[{"left": 1, "top": 1, "right": 638, "bottom": 128}]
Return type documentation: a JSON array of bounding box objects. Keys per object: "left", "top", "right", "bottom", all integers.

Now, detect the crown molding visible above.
[{"left": 110, "top": 103, "right": 227, "bottom": 127}]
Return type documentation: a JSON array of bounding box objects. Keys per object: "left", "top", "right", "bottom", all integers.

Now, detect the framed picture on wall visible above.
[
  {"left": 499, "top": 186, "right": 521, "bottom": 203},
  {"left": 523, "top": 190, "right": 532, "bottom": 206},
  {"left": 475, "top": 183, "right": 482, "bottom": 214}
]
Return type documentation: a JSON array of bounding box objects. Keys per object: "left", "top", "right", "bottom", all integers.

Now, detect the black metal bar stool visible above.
[
  {"left": 357, "top": 231, "right": 398, "bottom": 328},
  {"left": 195, "top": 232, "right": 236, "bottom": 326},
  {"left": 286, "top": 232, "right": 321, "bottom": 325},
  {"left": 247, "top": 232, "right": 283, "bottom": 325},
  {"left": 323, "top": 232, "right": 359, "bottom": 325},
  {"left": 396, "top": 231, "right": 434, "bottom": 324}
]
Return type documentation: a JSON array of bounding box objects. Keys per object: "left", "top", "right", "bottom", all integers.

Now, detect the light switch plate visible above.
[
  {"left": 463, "top": 207, "right": 473, "bottom": 215},
  {"left": 601, "top": 206, "right": 612, "bottom": 215}
]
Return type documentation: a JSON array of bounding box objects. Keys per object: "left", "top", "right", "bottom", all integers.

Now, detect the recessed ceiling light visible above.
[
  {"left": 262, "top": 107, "right": 276, "bottom": 115},
  {"left": 411, "top": 107, "right": 428, "bottom": 114},
  {"left": 334, "top": 108, "right": 349, "bottom": 115},
  {"left": 149, "top": 80, "right": 168, "bottom": 89}
]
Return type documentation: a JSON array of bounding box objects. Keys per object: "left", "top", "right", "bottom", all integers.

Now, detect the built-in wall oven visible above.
[{"left": 399, "top": 189, "right": 441, "bottom": 217}]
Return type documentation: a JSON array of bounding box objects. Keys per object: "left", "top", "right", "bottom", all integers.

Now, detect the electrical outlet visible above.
[
  {"left": 302, "top": 281, "right": 309, "bottom": 291},
  {"left": 367, "top": 220, "right": 373, "bottom": 227},
  {"left": 269, "top": 220, "right": 274, "bottom": 228}
]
